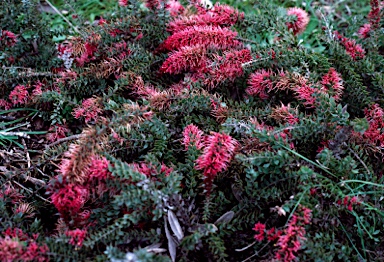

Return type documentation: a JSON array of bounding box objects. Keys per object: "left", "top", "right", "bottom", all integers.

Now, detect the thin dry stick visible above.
[
  {"left": 12, "top": 180, "right": 50, "bottom": 203},
  {"left": 45, "top": 134, "right": 84, "bottom": 149},
  {"left": 44, "top": 0, "right": 83, "bottom": 36}
]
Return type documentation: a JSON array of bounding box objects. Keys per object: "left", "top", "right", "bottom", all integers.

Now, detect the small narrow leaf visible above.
[
  {"left": 164, "top": 217, "right": 177, "bottom": 262},
  {"left": 214, "top": 211, "right": 235, "bottom": 225},
  {"left": 168, "top": 210, "right": 184, "bottom": 240}
]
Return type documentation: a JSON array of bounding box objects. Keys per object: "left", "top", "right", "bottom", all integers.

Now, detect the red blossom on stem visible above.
[
  {"left": 161, "top": 25, "right": 241, "bottom": 51},
  {"left": 0, "top": 229, "right": 49, "bottom": 262},
  {"left": 65, "top": 229, "right": 87, "bottom": 247},
  {"left": 246, "top": 69, "right": 274, "bottom": 99},
  {"left": 167, "top": 3, "right": 243, "bottom": 32},
  {"left": 252, "top": 222, "right": 266, "bottom": 241},
  {"left": 320, "top": 67, "right": 344, "bottom": 101},
  {"left": 195, "top": 132, "right": 238, "bottom": 195},
  {"left": 160, "top": 45, "right": 209, "bottom": 74},
  {"left": 9, "top": 85, "right": 29, "bottom": 105},
  {"left": 72, "top": 97, "right": 102, "bottom": 123},
  {"left": 88, "top": 156, "right": 111, "bottom": 180},
  {"left": 358, "top": 23, "right": 371, "bottom": 39},
  {"left": 0, "top": 99, "right": 12, "bottom": 110},
  {"left": 46, "top": 124, "right": 70, "bottom": 143},
  {"left": 182, "top": 124, "right": 204, "bottom": 150},
  {"left": 292, "top": 81, "right": 317, "bottom": 108},
  {"left": 271, "top": 103, "right": 299, "bottom": 125},
  {"left": 166, "top": 0, "right": 185, "bottom": 16},
  {"left": 334, "top": 31, "right": 365, "bottom": 60},
  {"left": 286, "top": 7, "right": 310, "bottom": 35},
  {"left": 119, "top": 0, "right": 128, "bottom": 6},
  {"left": 1, "top": 30, "right": 18, "bottom": 47},
  {"left": 205, "top": 48, "right": 252, "bottom": 88},
  {"left": 368, "top": 0, "right": 381, "bottom": 30},
  {"left": 51, "top": 183, "right": 89, "bottom": 220}
]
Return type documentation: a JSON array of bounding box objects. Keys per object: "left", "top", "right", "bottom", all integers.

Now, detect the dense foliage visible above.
[{"left": 1, "top": 0, "right": 383, "bottom": 261}]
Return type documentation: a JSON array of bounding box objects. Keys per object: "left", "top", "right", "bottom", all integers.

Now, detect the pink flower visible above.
[
  {"left": 160, "top": 45, "right": 208, "bottom": 74},
  {"left": 167, "top": 3, "right": 243, "bottom": 32},
  {"left": 271, "top": 103, "right": 299, "bottom": 125},
  {"left": 166, "top": 0, "right": 184, "bottom": 16},
  {"left": 46, "top": 124, "right": 70, "bottom": 143},
  {"left": 182, "top": 124, "right": 204, "bottom": 150},
  {"left": 51, "top": 184, "right": 89, "bottom": 218},
  {"left": 119, "top": 0, "right": 128, "bottom": 6},
  {"left": 0, "top": 99, "right": 12, "bottom": 110},
  {"left": 205, "top": 49, "right": 252, "bottom": 88},
  {"left": 9, "top": 85, "right": 28, "bottom": 105},
  {"left": 320, "top": 67, "right": 344, "bottom": 101},
  {"left": 65, "top": 229, "right": 87, "bottom": 247},
  {"left": 161, "top": 25, "right": 241, "bottom": 51},
  {"left": 252, "top": 222, "right": 266, "bottom": 241},
  {"left": 72, "top": 97, "right": 102, "bottom": 123},
  {"left": 275, "top": 206, "right": 312, "bottom": 262},
  {"left": 334, "top": 31, "right": 365, "bottom": 60},
  {"left": 88, "top": 156, "right": 111, "bottom": 180},
  {"left": 195, "top": 132, "right": 238, "bottom": 195},
  {"left": 286, "top": 7, "right": 310, "bottom": 35},
  {"left": 368, "top": 0, "right": 381, "bottom": 30},
  {"left": 358, "top": 23, "right": 371, "bottom": 38},
  {"left": 246, "top": 69, "right": 274, "bottom": 99},
  {"left": 292, "top": 82, "right": 317, "bottom": 108}
]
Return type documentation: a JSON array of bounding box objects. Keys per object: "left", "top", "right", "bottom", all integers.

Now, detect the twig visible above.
[
  {"left": 240, "top": 241, "right": 270, "bottom": 262},
  {"left": 347, "top": 146, "right": 371, "bottom": 175},
  {"left": 12, "top": 180, "right": 50, "bottom": 203},
  {"left": 237, "top": 37, "right": 260, "bottom": 45},
  {"left": 44, "top": 0, "right": 83, "bottom": 36},
  {"left": 45, "top": 134, "right": 84, "bottom": 149}
]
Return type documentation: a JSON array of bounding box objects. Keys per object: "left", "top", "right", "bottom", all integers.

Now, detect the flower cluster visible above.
[
  {"left": 195, "top": 132, "right": 238, "bottom": 195},
  {"left": 275, "top": 206, "right": 312, "bottom": 261},
  {"left": 46, "top": 124, "right": 70, "bottom": 143},
  {"left": 9, "top": 85, "right": 29, "bottom": 105},
  {"left": 286, "top": 7, "right": 310, "bottom": 35},
  {"left": 0, "top": 228, "right": 49, "bottom": 262},
  {"left": 0, "top": 30, "right": 18, "bottom": 47},
  {"left": 334, "top": 31, "right": 365, "bottom": 60},
  {"left": 337, "top": 196, "right": 360, "bottom": 211},
  {"left": 72, "top": 97, "right": 103, "bottom": 123},
  {"left": 182, "top": 124, "right": 204, "bottom": 150},
  {"left": 320, "top": 67, "right": 344, "bottom": 101},
  {"left": 65, "top": 229, "right": 87, "bottom": 247}
]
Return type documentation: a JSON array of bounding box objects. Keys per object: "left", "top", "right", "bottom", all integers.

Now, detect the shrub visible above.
[{"left": 0, "top": 0, "right": 383, "bottom": 261}]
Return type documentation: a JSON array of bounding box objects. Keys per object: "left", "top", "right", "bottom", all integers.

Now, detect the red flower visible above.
[
  {"left": 292, "top": 82, "right": 317, "bottom": 108},
  {"left": 161, "top": 25, "right": 241, "bottom": 51},
  {"left": 334, "top": 31, "right": 365, "bottom": 60},
  {"left": 1, "top": 30, "right": 18, "bottom": 47},
  {"left": 320, "top": 67, "right": 343, "bottom": 101},
  {"left": 88, "top": 156, "right": 111, "bottom": 180},
  {"left": 368, "top": 0, "right": 381, "bottom": 30},
  {"left": 205, "top": 49, "right": 252, "bottom": 88},
  {"left": 267, "top": 227, "right": 282, "bottom": 242},
  {"left": 9, "top": 85, "right": 28, "bottom": 105},
  {"left": 246, "top": 69, "right": 274, "bottom": 99},
  {"left": 358, "top": 23, "right": 371, "bottom": 38},
  {"left": 166, "top": 0, "right": 184, "bottom": 16},
  {"left": 66, "top": 229, "right": 87, "bottom": 247},
  {"left": 51, "top": 184, "right": 89, "bottom": 218},
  {"left": 167, "top": 3, "right": 243, "bottom": 32},
  {"left": 46, "top": 124, "right": 69, "bottom": 143},
  {"left": 182, "top": 124, "right": 204, "bottom": 150},
  {"left": 286, "top": 7, "right": 310, "bottom": 35},
  {"left": 119, "top": 0, "right": 128, "bottom": 6},
  {"left": 275, "top": 206, "right": 312, "bottom": 262},
  {"left": 252, "top": 222, "right": 266, "bottom": 241},
  {"left": 72, "top": 97, "right": 102, "bottom": 123},
  {"left": 0, "top": 99, "right": 12, "bottom": 110},
  {"left": 195, "top": 132, "right": 238, "bottom": 195},
  {"left": 160, "top": 45, "right": 208, "bottom": 74}
]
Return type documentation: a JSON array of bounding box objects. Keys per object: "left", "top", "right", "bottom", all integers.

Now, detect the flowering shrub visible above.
[{"left": 1, "top": 0, "right": 384, "bottom": 261}]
